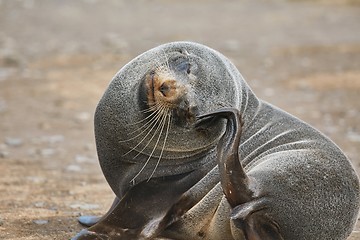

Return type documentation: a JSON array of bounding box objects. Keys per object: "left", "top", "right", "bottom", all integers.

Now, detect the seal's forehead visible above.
[
  {"left": 154, "top": 42, "right": 240, "bottom": 80},
  {"left": 155, "top": 41, "right": 221, "bottom": 60},
  {"left": 117, "top": 41, "right": 228, "bottom": 76},
  {"left": 157, "top": 41, "right": 208, "bottom": 52},
  {"left": 114, "top": 42, "right": 205, "bottom": 80}
]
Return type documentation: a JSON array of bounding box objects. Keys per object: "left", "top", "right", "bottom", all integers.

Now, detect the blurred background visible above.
[{"left": 0, "top": 0, "right": 359, "bottom": 239}]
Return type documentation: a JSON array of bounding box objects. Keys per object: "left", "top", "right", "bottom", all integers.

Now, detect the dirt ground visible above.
[{"left": 0, "top": 0, "right": 360, "bottom": 239}]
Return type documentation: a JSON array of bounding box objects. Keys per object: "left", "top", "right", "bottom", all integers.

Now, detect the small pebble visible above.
[
  {"left": 30, "top": 135, "right": 64, "bottom": 145},
  {"left": 69, "top": 203, "right": 100, "bottom": 210},
  {"left": 75, "top": 112, "right": 91, "bottom": 123},
  {"left": 5, "top": 137, "right": 23, "bottom": 147},
  {"left": 66, "top": 164, "right": 82, "bottom": 172},
  {"left": 347, "top": 131, "right": 360, "bottom": 143},
  {"left": 33, "top": 219, "right": 49, "bottom": 225},
  {"left": 45, "top": 135, "right": 65, "bottom": 144},
  {"left": 34, "top": 202, "right": 45, "bottom": 208},
  {"left": 39, "top": 148, "right": 56, "bottom": 157},
  {"left": 0, "top": 151, "right": 9, "bottom": 158},
  {"left": 75, "top": 154, "right": 95, "bottom": 163},
  {"left": 26, "top": 176, "right": 46, "bottom": 184}
]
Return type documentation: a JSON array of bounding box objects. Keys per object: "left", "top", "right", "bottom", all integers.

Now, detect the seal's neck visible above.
[{"left": 238, "top": 79, "right": 261, "bottom": 132}]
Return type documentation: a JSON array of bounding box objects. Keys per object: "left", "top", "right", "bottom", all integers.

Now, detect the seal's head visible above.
[
  {"left": 95, "top": 42, "right": 247, "bottom": 197},
  {"left": 139, "top": 50, "right": 198, "bottom": 129}
]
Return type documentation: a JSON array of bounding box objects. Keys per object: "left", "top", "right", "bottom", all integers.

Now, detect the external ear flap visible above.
[
  {"left": 245, "top": 213, "right": 284, "bottom": 240},
  {"left": 231, "top": 199, "right": 284, "bottom": 240}
]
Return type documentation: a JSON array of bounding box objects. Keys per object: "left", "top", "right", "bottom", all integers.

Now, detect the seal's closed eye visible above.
[
  {"left": 176, "top": 61, "right": 191, "bottom": 74},
  {"left": 171, "top": 56, "right": 191, "bottom": 74}
]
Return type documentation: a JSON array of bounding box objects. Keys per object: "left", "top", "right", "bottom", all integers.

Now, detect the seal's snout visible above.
[
  {"left": 144, "top": 66, "right": 200, "bottom": 129},
  {"left": 145, "top": 70, "right": 186, "bottom": 109}
]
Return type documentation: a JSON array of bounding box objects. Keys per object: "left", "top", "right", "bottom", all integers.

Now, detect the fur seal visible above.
[{"left": 72, "top": 42, "right": 360, "bottom": 240}]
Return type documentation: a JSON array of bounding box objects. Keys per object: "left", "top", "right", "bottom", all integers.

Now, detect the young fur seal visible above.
[{"left": 72, "top": 42, "right": 360, "bottom": 240}]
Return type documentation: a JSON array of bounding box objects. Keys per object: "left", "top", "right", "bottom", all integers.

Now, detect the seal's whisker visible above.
[
  {"left": 148, "top": 112, "right": 171, "bottom": 181},
  {"left": 130, "top": 107, "right": 168, "bottom": 182},
  {"left": 128, "top": 108, "right": 158, "bottom": 126},
  {"left": 160, "top": 49, "right": 171, "bottom": 73},
  {"left": 122, "top": 107, "right": 165, "bottom": 156},
  {"left": 124, "top": 103, "right": 166, "bottom": 135},
  {"left": 152, "top": 53, "right": 164, "bottom": 71},
  {"left": 119, "top": 109, "right": 161, "bottom": 143},
  {"left": 132, "top": 105, "right": 168, "bottom": 159},
  {"left": 140, "top": 105, "right": 159, "bottom": 113},
  {"left": 132, "top": 104, "right": 166, "bottom": 131}
]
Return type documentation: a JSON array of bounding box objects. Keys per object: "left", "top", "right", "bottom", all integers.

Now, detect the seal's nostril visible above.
[{"left": 159, "top": 83, "right": 170, "bottom": 97}]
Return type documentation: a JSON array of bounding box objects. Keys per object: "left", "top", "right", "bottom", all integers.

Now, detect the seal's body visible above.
[{"left": 72, "top": 42, "right": 360, "bottom": 240}]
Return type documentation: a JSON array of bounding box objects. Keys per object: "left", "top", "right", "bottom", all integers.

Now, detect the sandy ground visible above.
[{"left": 0, "top": 0, "right": 360, "bottom": 239}]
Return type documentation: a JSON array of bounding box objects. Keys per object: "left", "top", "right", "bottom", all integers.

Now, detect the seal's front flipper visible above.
[
  {"left": 72, "top": 181, "right": 172, "bottom": 240},
  {"left": 77, "top": 197, "right": 121, "bottom": 227},
  {"left": 72, "top": 170, "right": 206, "bottom": 239},
  {"left": 231, "top": 199, "right": 283, "bottom": 240}
]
